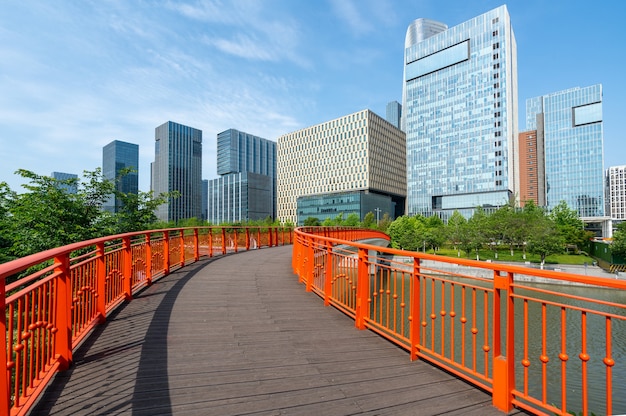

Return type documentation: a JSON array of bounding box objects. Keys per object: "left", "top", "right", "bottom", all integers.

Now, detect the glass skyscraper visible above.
[
  {"left": 526, "top": 85, "right": 605, "bottom": 217},
  {"left": 151, "top": 121, "right": 203, "bottom": 223},
  {"left": 385, "top": 101, "right": 402, "bottom": 129},
  {"left": 402, "top": 6, "right": 518, "bottom": 218},
  {"left": 208, "top": 129, "right": 276, "bottom": 223},
  {"left": 51, "top": 171, "right": 78, "bottom": 194},
  {"left": 102, "top": 140, "right": 139, "bottom": 213}
]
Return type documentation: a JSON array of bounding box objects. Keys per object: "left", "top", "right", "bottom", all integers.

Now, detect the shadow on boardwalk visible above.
[{"left": 32, "top": 246, "right": 521, "bottom": 416}]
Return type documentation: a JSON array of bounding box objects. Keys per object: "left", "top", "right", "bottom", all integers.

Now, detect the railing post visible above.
[
  {"left": 123, "top": 236, "right": 132, "bottom": 300},
  {"left": 145, "top": 233, "right": 153, "bottom": 285},
  {"left": 257, "top": 228, "right": 261, "bottom": 249},
  {"left": 194, "top": 228, "right": 199, "bottom": 262},
  {"left": 234, "top": 230, "right": 238, "bottom": 253},
  {"left": 163, "top": 231, "right": 170, "bottom": 275},
  {"left": 246, "top": 228, "right": 250, "bottom": 251},
  {"left": 305, "top": 237, "right": 314, "bottom": 292},
  {"left": 96, "top": 242, "right": 106, "bottom": 323},
  {"left": 179, "top": 229, "right": 185, "bottom": 267},
  {"left": 324, "top": 241, "right": 333, "bottom": 306},
  {"left": 53, "top": 254, "right": 72, "bottom": 371},
  {"left": 410, "top": 257, "right": 421, "bottom": 361},
  {"left": 208, "top": 228, "right": 213, "bottom": 257},
  {"left": 0, "top": 277, "right": 9, "bottom": 415},
  {"left": 492, "top": 270, "right": 515, "bottom": 412},
  {"left": 221, "top": 228, "right": 226, "bottom": 255},
  {"left": 355, "top": 247, "right": 369, "bottom": 330}
]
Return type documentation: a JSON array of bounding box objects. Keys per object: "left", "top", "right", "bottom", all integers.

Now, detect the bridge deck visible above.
[{"left": 33, "top": 246, "right": 521, "bottom": 415}]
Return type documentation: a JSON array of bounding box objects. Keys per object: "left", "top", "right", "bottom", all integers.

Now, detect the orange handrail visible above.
[
  {"left": 292, "top": 227, "right": 626, "bottom": 416},
  {"left": 0, "top": 225, "right": 293, "bottom": 416}
]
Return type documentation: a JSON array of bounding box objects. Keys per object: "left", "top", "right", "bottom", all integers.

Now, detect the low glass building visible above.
[{"left": 297, "top": 190, "right": 394, "bottom": 225}]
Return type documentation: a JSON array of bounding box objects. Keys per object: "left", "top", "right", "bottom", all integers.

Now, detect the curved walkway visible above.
[{"left": 33, "top": 246, "right": 520, "bottom": 415}]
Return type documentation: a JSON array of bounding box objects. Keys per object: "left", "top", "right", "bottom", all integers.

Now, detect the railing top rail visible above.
[
  {"left": 0, "top": 226, "right": 291, "bottom": 283},
  {"left": 296, "top": 227, "right": 626, "bottom": 290}
]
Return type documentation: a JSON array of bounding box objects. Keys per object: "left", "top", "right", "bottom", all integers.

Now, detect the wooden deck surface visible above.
[{"left": 32, "top": 246, "right": 522, "bottom": 415}]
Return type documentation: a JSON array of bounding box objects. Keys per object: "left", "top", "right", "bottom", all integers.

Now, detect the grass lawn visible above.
[{"left": 425, "top": 246, "right": 595, "bottom": 265}]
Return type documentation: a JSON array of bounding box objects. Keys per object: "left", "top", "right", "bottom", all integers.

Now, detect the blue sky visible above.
[{"left": 1, "top": 0, "right": 624, "bottom": 192}]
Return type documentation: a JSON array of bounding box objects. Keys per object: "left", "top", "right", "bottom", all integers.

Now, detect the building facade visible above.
[
  {"left": 297, "top": 190, "right": 394, "bottom": 225},
  {"left": 518, "top": 130, "right": 545, "bottom": 207},
  {"left": 526, "top": 85, "right": 605, "bottom": 218},
  {"left": 607, "top": 166, "right": 626, "bottom": 220},
  {"left": 402, "top": 6, "right": 519, "bottom": 219},
  {"left": 51, "top": 171, "right": 79, "bottom": 194},
  {"left": 385, "top": 101, "right": 402, "bottom": 129},
  {"left": 208, "top": 172, "right": 273, "bottom": 224},
  {"left": 151, "top": 121, "right": 203, "bottom": 223},
  {"left": 208, "top": 129, "right": 276, "bottom": 223},
  {"left": 277, "top": 109, "right": 406, "bottom": 225},
  {"left": 102, "top": 140, "right": 139, "bottom": 213}
]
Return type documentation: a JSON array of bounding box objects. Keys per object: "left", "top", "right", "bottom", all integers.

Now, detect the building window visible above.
[
  {"left": 493, "top": 53, "right": 499, "bottom": 60},
  {"left": 493, "top": 30, "right": 499, "bottom": 36},
  {"left": 493, "top": 42, "right": 500, "bottom": 49}
]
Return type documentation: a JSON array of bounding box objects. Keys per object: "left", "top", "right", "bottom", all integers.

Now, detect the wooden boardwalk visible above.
[{"left": 32, "top": 246, "right": 522, "bottom": 415}]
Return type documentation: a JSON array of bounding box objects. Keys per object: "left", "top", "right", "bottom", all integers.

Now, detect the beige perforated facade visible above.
[{"left": 277, "top": 109, "right": 406, "bottom": 224}]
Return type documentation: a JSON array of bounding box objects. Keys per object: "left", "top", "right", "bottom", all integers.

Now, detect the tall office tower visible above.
[
  {"left": 51, "top": 171, "right": 78, "bottom": 194},
  {"left": 607, "top": 166, "right": 626, "bottom": 220},
  {"left": 151, "top": 121, "right": 202, "bottom": 223},
  {"left": 402, "top": 6, "right": 518, "bottom": 218},
  {"left": 102, "top": 140, "right": 139, "bottom": 213},
  {"left": 208, "top": 129, "right": 276, "bottom": 223},
  {"left": 518, "top": 130, "right": 545, "bottom": 207},
  {"left": 277, "top": 109, "right": 406, "bottom": 225},
  {"left": 526, "top": 85, "right": 605, "bottom": 218},
  {"left": 386, "top": 101, "right": 402, "bottom": 129}
]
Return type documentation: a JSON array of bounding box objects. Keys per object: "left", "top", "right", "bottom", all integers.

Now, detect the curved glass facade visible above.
[{"left": 402, "top": 5, "right": 518, "bottom": 219}]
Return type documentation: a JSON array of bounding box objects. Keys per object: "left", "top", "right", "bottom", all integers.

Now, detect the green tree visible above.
[
  {"left": 344, "top": 213, "right": 360, "bottom": 227},
  {"left": 113, "top": 189, "right": 174, "bottom": 233},
  {"left": 446, "top": 210, "right": 467, "bottom": 257},
  {"left": 303, "top": 217, "right": 321, "bottom": 226},
  {"left": 424, "top": 215, "right": 447, "bottom": 253},
  {"left": 387, "top": 215, "right": 422, "bottom": 251},
  {"left": 361, "top": 212, "right": 376, "bottom": 229},
  {"left": 377, "top": 212, "right": 392, "bottom": 232},
  {"left": 611, "top": 222, "right": 626, "bottom": 258},
  {"left": 550, "top": 200, "right": 592, "bottom": 252},
  {"left": 527, "top": 213, "right": 564, "bottom": 267}
]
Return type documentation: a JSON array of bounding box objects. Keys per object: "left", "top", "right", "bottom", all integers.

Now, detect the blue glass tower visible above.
[
  {"left": 526, "top": 85, "right": 605, "bottom": 217},
  {"left": 386, "top": 101, "right": 402, "bottom": 129},
  {"left": 102, "top": 140, "right": 139, "bottom": 213},
  {"left": 209, "top": 129, "right": 276, "bottom": 223},
  {"left": 402, "top": 6, "right": 518, "bottom": 218},
  {"left": 151, "top": 121, "right": 203, "bottom": 222}
]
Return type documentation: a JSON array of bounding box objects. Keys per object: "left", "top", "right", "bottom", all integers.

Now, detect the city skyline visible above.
[{"left": 1, "top": 0, "right": 624, "bottom": 193}]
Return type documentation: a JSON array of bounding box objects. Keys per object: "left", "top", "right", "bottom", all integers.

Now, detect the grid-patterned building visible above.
[
  {"left": 151, "top": 121, "right": 203, "bottom": 223},
  {"left": 102, "top": 140, "right": 139, "bottom": 213},
  {"left": 208, "top": 129, "right": 276, "bottom": 223},
  {"left": 402, "top": 6, "right": 519, "bottom": 218},
  {"left": 518, "top": 130, "right": 545, "bottom": 207},
  {"left": 526, "top": 85, "right": 605, "bottom": 218},
  {"left": 607, "top": 166, "right": 626, "bottom": 220},
  {"left": 277, "top": 109, "right": 406, "bottom": 225}
]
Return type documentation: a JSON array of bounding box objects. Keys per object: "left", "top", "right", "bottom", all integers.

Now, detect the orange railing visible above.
[
  {"left": 0, "top": 226, "right": 293, "bottom": 416},
  {"left": 292, "top": 227, "right": 626, "bottom": 416}
]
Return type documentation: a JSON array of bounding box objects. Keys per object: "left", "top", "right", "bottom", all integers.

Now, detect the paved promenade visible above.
[{"left": 32, "top": 246, "right": 521, "bottom": 415}]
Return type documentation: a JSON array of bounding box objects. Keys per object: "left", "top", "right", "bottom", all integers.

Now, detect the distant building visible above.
[
  {"left": 607, "top": 166, "right": 626, "bottom": 220},
  {"left": 208, "top": 129, "right": 276, "bottom": 223},
  {"left": 277, "top": 109, "right": 406, "bottom": 225},
  {"left": 151, "top": 121, "right": 203, "bottom": 223},
  {"left": 402, "top": 6, "right": 519, "bottom": 219},
  {"left": 385, "top": 101, "right": 402, "bottom": 129},
  {"left": 51, "top": 171, "right": 78, "bottom": 194},
  {"left": 518, "top": 130, "right": 545, "bottom": 207},
  {"left": 526, "top": 85, "right": 605, "bottom": 218},
  {"left": 102, "top": 140, "right": 139, "bottom": 213},
  {"left": 201, "top": 179, "right": 208, "bottom": 222}
]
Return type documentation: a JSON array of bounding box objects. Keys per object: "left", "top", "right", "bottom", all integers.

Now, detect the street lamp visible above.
[{"left": 374, "top": 207, "right": 381, "bottom": 225}]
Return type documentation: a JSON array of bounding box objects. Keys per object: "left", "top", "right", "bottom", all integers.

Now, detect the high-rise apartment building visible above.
[
  {"left": 606, "top": 166, "right": 626, "bottom": 220},
  {"left": 526, "top": 85, "right": 605, "bottom": 218},
  {"left": 518, "top": 130, "right": 545, "bottom": 207},
  {"left": 102, "top": 140, "right": 139, "bottom": 213},
  {"left": 402, "top": 6, "right": 518, "bottom": 218},
  {"left": 151, "top": 121, "right": 202, "bottom": 223},
  {"left": 386, "top": 101, "right": 402, "bottom": 129},
  {"left": 201, "top": 179, "right": 208, "bottom": 222},
  {"left": 277, "top": 109, "right": 406, "bottom": 225},
  {"left": 208, "top": 129, "right": 276, "bottom": 223},
  {"left": 51, "top": 171, "right": 78, "bottom": 194}
]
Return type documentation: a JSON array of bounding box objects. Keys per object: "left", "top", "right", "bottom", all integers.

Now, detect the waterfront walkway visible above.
[{"left": 33, "top": 246, "right": 520, "bottom": 415}]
